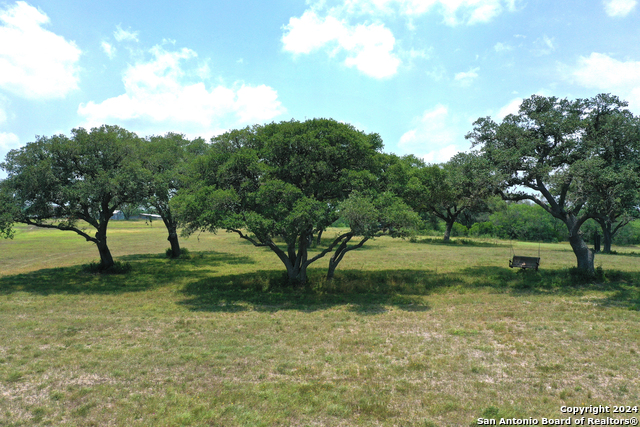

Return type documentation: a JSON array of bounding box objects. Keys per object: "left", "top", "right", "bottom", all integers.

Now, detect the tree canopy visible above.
[
  {"left": 575, "top": 94, "right": 640, "bottom": 252},
  {"left": 0, "top": 125, "right": 148, "bottom": 270},
  {"left": 388, "top": 152, "right": 496, "bottom": 241},
  {"left": 467, "top": 93, "right": 640, "bottom": 273},
  {"left": 140, "top": 132, "right": 207, "bottom": 258},
  {"left": 173, "top": 118, "right": 417, "bottom": 285}
]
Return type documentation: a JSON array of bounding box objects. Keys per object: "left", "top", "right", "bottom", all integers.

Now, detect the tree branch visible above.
[
  {"left": 306, "top": 232, "right": 353, "bottom": 265},
  {"left": 22, "top": 218, "right": 97, "bottom": 243},
  {"left": 228, "top": 228, "right": 268, "bottom": 247}
]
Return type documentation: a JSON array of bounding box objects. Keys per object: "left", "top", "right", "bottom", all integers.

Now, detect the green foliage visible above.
[
  {"left": 468, "top": 221, "right": 496, "bottom": 237},
  {"left": 467, "top": 93, "right": 640, "bottom": 272},
  {"left": 173, "top": 118, "right": 410, "bottom": 285},
  {"left": 139, "top": 133, "right": 206, "bottom": 237},
  {"left": 119, "top": 203, "right": 143, "bottom": 220},
  {"left": 0, "top": 125, "right": 149, "bottom": 269},
  {"left": 390, "top": 152, "right": 498, "bottom": 241},
  {"left": 488, "top": 203, "right": 566, "bottom": 242},
  {"left": 450, "top": 223, "right": 469, "bottom": 237},
  {"left": 0, "top": 181, "right": 17, "bottom": 239}
]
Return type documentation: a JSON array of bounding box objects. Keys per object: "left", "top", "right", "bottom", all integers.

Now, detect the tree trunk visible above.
[
  {"left": 316, "top": 229, "right": 323, "bottom": 245},
  {"left": 96, "top": 236, "right": 114, "bottom": 270},
  {"left": 326, "top": 260, "right": 338, "bottom": 281},
  {"left": 167, "top": 228, "right": 181, "bottom": 258},
  {"left": 283, "top": 235, "right": 310, "bottom": 287},
  {"left": 286, "top": 264, "right": 308, "bottom": 287},
  {"left": 326, "top": 239, "right": 349, "bottom": 282},
  {"left": 601, "top": 222, "right": 613, "bottom": 254},
  {"left": 567, "top": 222, "right": 595, "bottom": 275},
  {"left": 443, "top": 220, "right": 454, "bottom": 242},
  {"left": 326, "top": 235, "right": 368, "bottom": 282}
]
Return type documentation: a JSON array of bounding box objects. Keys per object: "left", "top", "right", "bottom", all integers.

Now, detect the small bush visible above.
[{"left": 451, "top": 223, "right": 468, "bottom": 237}]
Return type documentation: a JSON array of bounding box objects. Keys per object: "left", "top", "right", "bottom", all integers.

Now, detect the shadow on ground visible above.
[
  {"left": 457, "top": 265, "right": 640, "bottom": 310},
  {"left": 1, "top": 250, "right": 638, "bottom": 312},
  {"left": 177, "top": 268, "right": 435, "bottom": 314},
  {"left": 0, "top": 251, "right": 255, "bottom": 296}
]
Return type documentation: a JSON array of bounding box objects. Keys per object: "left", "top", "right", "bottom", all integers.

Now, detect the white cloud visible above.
[
  {"left": 114, "top": 25, "right": 139, "bottom": 42},
  {"left": 454, "top": 67, "right": 479, "bottom": 86},
  {"left": 564, "top": 52, "right": 640, "bottom": 112},
  {"left": 77, "top": 45, "right": 286, "bottom": 137},
  {"left": 0, "top": 131, "right": 20, "bottom": 151},
  {"left": 0, "top": 1, "right": 81, "bottom": 99},
  {"left": 494, "top": 42, "right": 513, "bottom": 52},
  {"left": 0, "top": 131, "right": 20, "bottom": 167},
  {"left": 101, "top": 41, "right": 115, "bottom": 59},
  {"left": 282, "top": 1, "right": 518, "bottom": 77},
  {"left": 532, "top": 35, "right": 555, "bottom": 56},
  {"left": 339, "top": 0, "right": 516, "bottom": 25},
  {"left": 603, "top": 0, "right": 637, "bottom": 17},
  {"left": 282, "top": 10, "right": 400, "bottom": 78},
  {"left": 398, "top": 104, "right": 467, "bottom": 162},
  {"left": 421, "top": 144, "right": 460, "bottom": 164},
  {"left": 0, "top": 109, "right": 20, "bottom": 175},
  {"left": 495, "top": 97, "right": 522, "bottom": 120}
]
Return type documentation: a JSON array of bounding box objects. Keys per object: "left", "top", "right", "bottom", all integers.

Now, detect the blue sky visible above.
[{"left": 1, "top": 0, "right": 640, "bottom": 176}]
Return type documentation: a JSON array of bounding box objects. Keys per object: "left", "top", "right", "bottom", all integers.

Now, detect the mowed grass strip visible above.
[{"left": 0, "top": 222, "right": 639, "bottom": 426}]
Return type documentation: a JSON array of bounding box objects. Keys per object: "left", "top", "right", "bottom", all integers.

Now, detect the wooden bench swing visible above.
[{"left": 509, "top": 242, "right": 541, "bottom": 271}]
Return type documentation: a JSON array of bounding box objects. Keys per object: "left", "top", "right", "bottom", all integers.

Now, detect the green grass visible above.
[{"left": 0, "top": 222, "right": 639, "bottom": 426}]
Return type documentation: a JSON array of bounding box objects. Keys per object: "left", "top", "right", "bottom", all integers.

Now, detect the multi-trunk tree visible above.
[
  {"left": 467, "top": 93, "right": 640, "bottom": 274},
  {"left": 173, "top": 118, "right": 418, "bottom": 286},
  {"left": 0, "top": 125, "right": 148, "bottom": 270}
]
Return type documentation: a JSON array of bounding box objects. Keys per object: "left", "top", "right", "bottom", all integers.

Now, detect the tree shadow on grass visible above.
[
  {"left": 175, "top": 265, "right": 637, "bottom": 314},
  {"left": 458, "top": 266, "right": 640, "bottom": 310},
  {"left": 0, "top": 251, "right": 255, "bottom": 296},
  {"left": 177, "top": 268, "right": 435, "bottom": 314}
]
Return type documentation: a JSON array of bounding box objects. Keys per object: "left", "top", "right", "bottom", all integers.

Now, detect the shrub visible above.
[
  {"left": 468, "top": 221, "right": 495, "bottom": 237},
  {"left": 451, "top": 222, "right": 468, "bottom": 237}
]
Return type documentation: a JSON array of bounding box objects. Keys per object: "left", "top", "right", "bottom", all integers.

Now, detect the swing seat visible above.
[{"left": 509, "top": 256, "right": 540, "bottom": 271}]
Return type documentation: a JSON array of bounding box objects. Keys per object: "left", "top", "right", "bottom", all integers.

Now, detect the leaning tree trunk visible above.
[
  {"left": 326, "top": 235, "right": 368, "bottom": 282},
  {"left": 326, "top": 239, "right": 350, "bottom": 282},
  {"left": 160, "top": 211, "right": 181, "bottom": 258},
  {"left": 168, "top": 231, "right": 181, "bottom": 258},
  {"left": 567, "top": 220, "right": 595, "bottom": 275},
  {"left": 95, "top": 229, "right": 114, "bottom": 270}
]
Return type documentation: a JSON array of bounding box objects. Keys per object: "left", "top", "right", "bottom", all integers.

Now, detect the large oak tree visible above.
[
  {"left": 577, "top": 94, "right": 640, "bottom": 252},
  {"left": 140, "top": 133, "right": 207, "bottom": 258},
  {"left": 173, "top": 118, "right": 418, "bottom": 286},
  {"left": 0, "top": 125, "right": 148, "bottom": 270},
  {"left": 467, "top": 94, "right": 640, "bottom": 274}
]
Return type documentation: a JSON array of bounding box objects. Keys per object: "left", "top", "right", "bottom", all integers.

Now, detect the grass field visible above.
[{"left": 1, "top": 221, "right": 639, "bottom": 426}]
